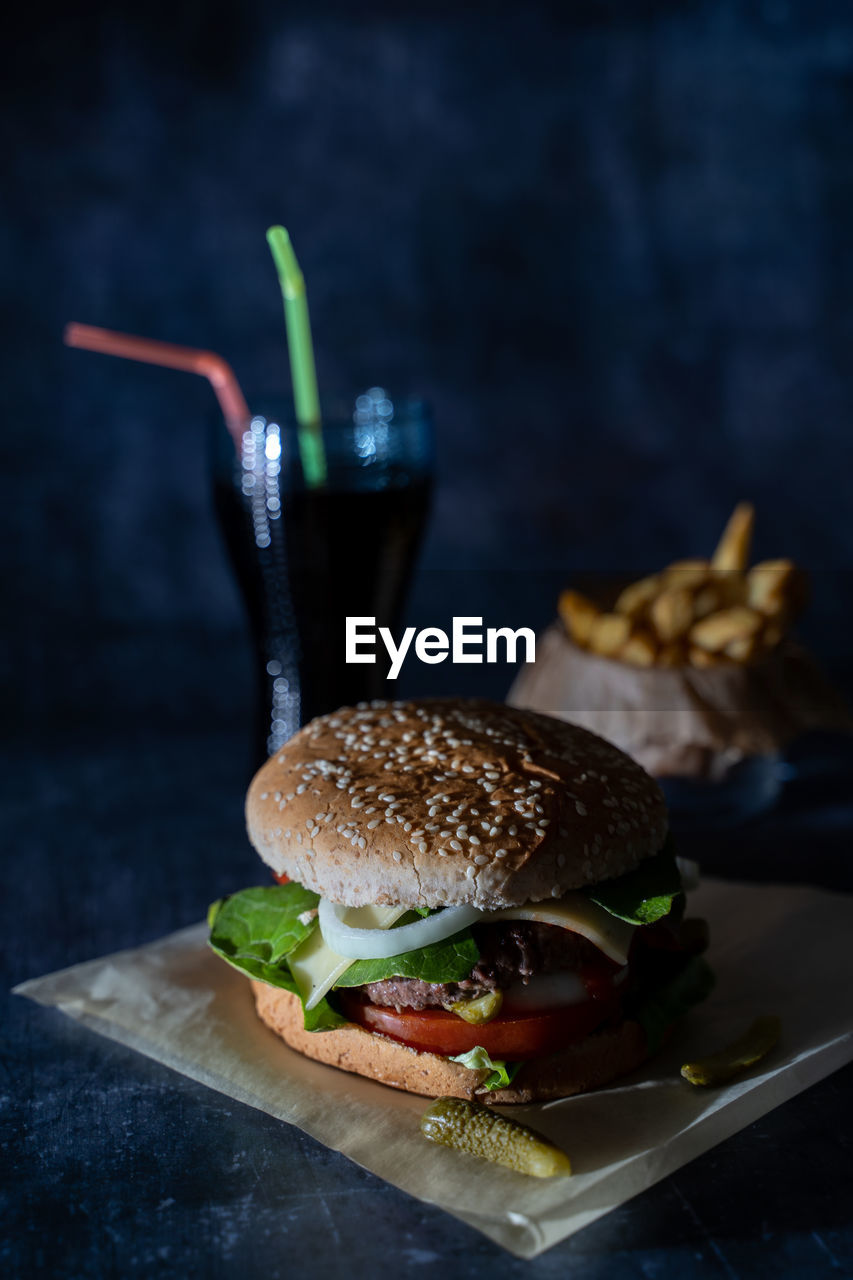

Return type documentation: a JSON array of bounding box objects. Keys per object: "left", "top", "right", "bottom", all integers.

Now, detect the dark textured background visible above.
[
  {"left": 5, "top": 0, "right": 853, "bottom": 733},
  {"left": 4, "top": 3, "right": 853, "bottom": 1277}
]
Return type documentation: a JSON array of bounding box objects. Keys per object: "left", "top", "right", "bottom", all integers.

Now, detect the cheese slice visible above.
[
  {"left": 288, "top": 904, "right": 407, "bottom": 1010},
  {"left": 287, "top": 894, "right": 634, "bottom": 1011},
  {"left": 490, "top": 894, "right": 635, "bottom": 967}
]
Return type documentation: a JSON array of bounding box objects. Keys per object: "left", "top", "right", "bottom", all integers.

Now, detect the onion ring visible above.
[{"left": 318, "top": 898, "right": 481, "bottom": 960}]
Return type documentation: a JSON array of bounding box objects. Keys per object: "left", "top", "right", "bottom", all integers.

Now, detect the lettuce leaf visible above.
[
  {"left": 207, "top": 884, "right": 346, "bottom": 1031},
  {"left": 585, "top": 842, "right": 683, "bottom": 925},
  {"left": 631, "top": 954, "right": 716, "bottom": 1054},
  {"left": 208, "top": 883, "right": 320, "bottom": 972},
  {"left": 333, "top": 930, "right": 479, "bottom": 987},
  {"left": 449, "top": 1046, "right": 524, "bottom": 1091},
  {"left": 208, "top": 885, "right": 481, "bottom": 1031}
]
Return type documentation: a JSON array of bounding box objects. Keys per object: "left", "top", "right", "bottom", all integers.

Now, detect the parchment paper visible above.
[
  {"left": 14, "top": 880, "right": 853, "bottom": 1259},
  {"left": 508, "top": 624, "right": 851, "bottom": 778}
]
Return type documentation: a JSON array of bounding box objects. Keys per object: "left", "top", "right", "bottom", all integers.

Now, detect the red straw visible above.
[{"left": 64, "top": 323, "right": 251, "bottom": 449}]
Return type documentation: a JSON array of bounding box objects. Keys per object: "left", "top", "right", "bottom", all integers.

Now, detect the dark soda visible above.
[{"left": 213, "top": 469, "right": 432, "bottom": 763}]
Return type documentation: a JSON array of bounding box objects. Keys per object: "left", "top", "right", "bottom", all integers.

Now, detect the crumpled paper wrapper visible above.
[
  {"left": 508, "top": 623, "right": 851, "bottom": 778},
  {"left": 14, "top": 879, "right": 853, "bottom": 1259}
]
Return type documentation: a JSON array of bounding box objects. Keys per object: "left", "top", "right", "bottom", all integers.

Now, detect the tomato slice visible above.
[
  {"left": 337, "top": 989, "right": 620, "bottom": 1059},
  {"left": 273, "top": 872, "right": 290, "bottom": 885}
]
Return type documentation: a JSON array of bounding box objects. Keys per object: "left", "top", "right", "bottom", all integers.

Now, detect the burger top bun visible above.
[{"left": 246, "top": 699, "right": 668, "bottom": 911}]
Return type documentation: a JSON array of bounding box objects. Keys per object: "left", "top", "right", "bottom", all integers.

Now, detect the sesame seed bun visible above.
[
  {"left": 246, "top": 699, "right": 667, "bottom": 910},
  {"left": 251, "top": 980, "right": 650, "bottom": 1103}
]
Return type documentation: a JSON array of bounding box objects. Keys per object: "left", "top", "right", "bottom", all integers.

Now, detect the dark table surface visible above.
[{"left": 4, "top": 635, "right": 853, "bottom": 1280}]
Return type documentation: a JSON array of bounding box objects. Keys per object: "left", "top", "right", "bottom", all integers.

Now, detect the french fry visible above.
[
  {"left": 557, "top": 499, "right": 802, "bottom": 670},
  {"left": 619, "top": 630, "right": 658, "bottom": 667},
  {"left": 663, "top": 559, "right": 712, "bottom": 590},
  {"left": 614, "top": 575, "right": 661, "bottom": 620},
  {"left": 649, "top": 586, "right": 695, "bottom": 642},
  {"left": 762, "top": 620, "right": 785, "bottom": 650},
  {"left": 713, "top": 571, "right": 748, "bottom": 609},
  {"left": 690, "top": 606, "right": 763, "bottom": 653},
  {"left": 588, "top": 612, "right": 632, "bottom": 656},
  {"left": 558, "top": 589, "right": 600, "bottom": 646},
  {"left": 747, "top": 559, "right": 801, "bottom": 617},
  {"left": 711, "top": 502, "right": 755, "bottom": 572},
  {"left": 692, "top": 582, "right": 725, "bottom": 621},
  {"left": 725, "top": 633, "right": 761, "bottom": 663},
  {"left": 688, "top": 645, "right": 723, "bottom": 668},
  {"left": 657, "top": 642, "right": 687, "bottom": 667}
]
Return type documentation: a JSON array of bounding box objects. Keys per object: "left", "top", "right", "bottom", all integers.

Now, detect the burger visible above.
[{"left": 208, "top": 699, "right": 713, "bottom": 1103}]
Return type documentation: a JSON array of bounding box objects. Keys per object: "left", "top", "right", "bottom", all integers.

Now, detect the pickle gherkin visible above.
[{"left": 420, "top": 1097, "right": 572, "bottom": 1177}]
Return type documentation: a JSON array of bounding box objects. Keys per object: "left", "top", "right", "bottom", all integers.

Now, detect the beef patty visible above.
[{"left": 359, "top": 921, "right": 614, "bottom": 1012}]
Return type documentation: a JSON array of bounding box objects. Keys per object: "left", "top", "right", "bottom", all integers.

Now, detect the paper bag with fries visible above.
[{"left": 508, "top": 504, "right": 850, "bottom": 780}]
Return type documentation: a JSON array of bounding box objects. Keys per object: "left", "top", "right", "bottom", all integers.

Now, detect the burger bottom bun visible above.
[{"left": 251, "top": 981, "right": 650, "bottom": 1105}]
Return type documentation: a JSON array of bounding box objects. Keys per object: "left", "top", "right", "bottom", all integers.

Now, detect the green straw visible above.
[{"left": 266, "top": 225, "right": 327, "bottom": 488}]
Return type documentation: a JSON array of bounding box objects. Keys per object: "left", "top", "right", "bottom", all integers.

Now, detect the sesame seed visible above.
[
  {"left": 468, "top": 835, "right": 481, "bottom": 845},
  {"left": 260, "top": 792, "right": 269, "bottom": 800},
  {"left": 495, "top": 848, "right": 508, "bottom": 858},
  {"left": 392, "top": 851, "right": 402, "bottom": 863},
  {"left": 440, "top": 831, "right": 452, "bottom": 838},
  {"left": 473, "top": 854, "right": 488, "bottom": 866},
  {"left": 508, "top": 825, "right": 518, "bottom": 836},
  {"left": 449, "top": 839, "right": 462, "bottom": 852},
  {"left": 465, "top": 865, "right": 476, "bottom": 879},
  {"left": 418, "top": 842, "right": 428, "bottom": 853},
  {"left": 367, "top": 820, "right": 381, "bottom": 829}
]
